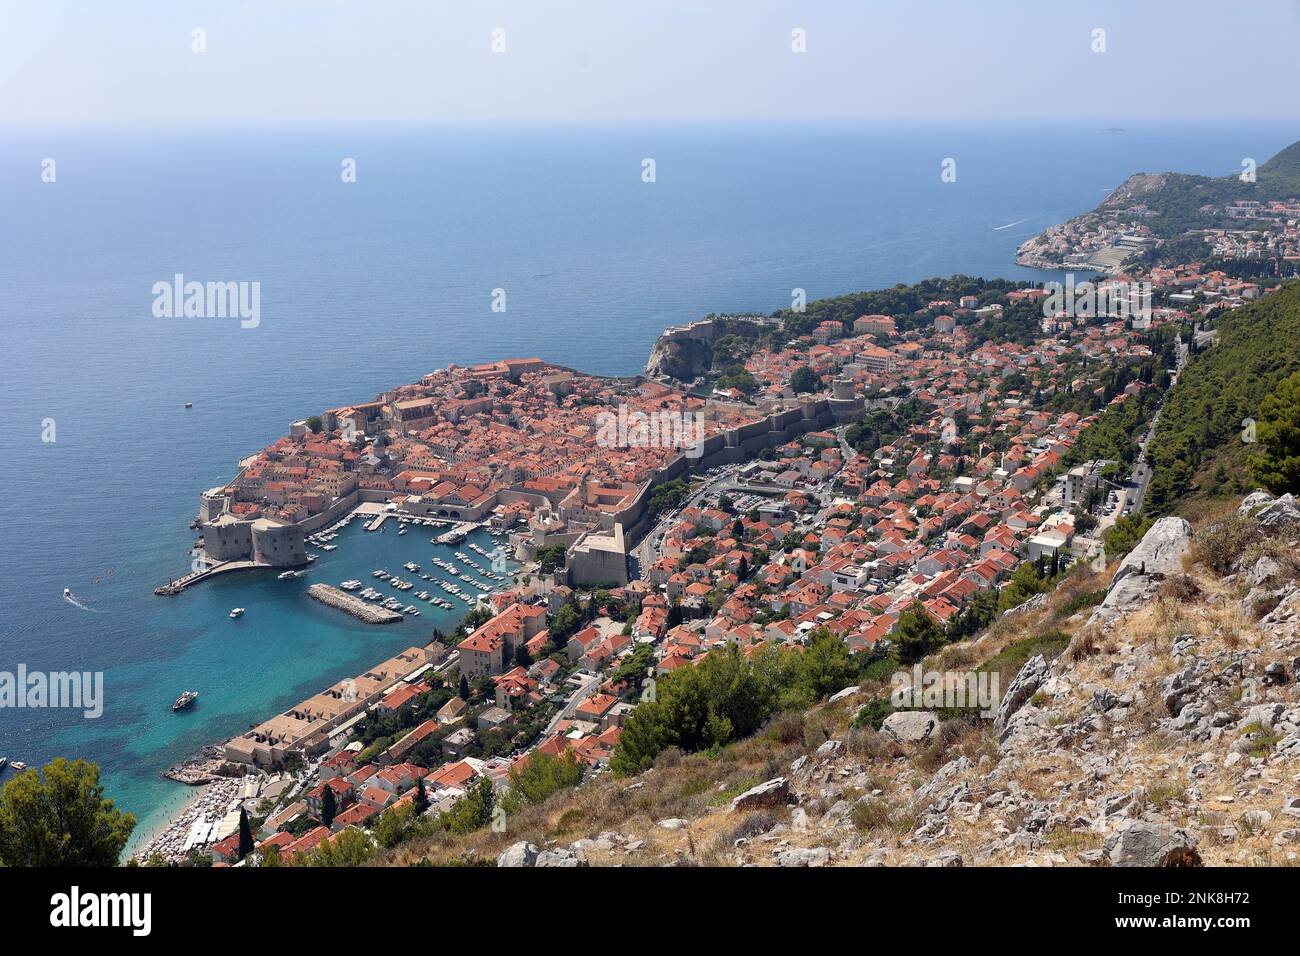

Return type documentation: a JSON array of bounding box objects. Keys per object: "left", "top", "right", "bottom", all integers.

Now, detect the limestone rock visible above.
[
  {"left": 536, "top": 848, "right": 589, "bottom": 867},
  {"left": 1103, "top": 820, "right": 1198, "bottom": 867},
  {"left": 773, "top": 846, "right": 830, "bottom": 867},
  {"left": 881, "top": 710, "right": 939, "bottom": 745},
  {"left": 731, "top": 777, "right": 793, "bottom": 812},
  {"left": 828, "top": 685, "right": 860, "bottom": 704},
  {"left": 497, "top": 842, "right": 540, "bottom": 867},
  {"left": 994, "top": 654, "right": 1048, "bottom": 731}
]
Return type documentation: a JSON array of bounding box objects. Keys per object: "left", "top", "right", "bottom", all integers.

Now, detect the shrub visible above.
[
  {"left": 844, "top": 726, "right": 903, "bottom": 761},
  {"left": 725, "top": 810, "right": 780, "bottom": 843},
  {"left": 1160, "top": 573, "right": 1202, "bottom": 602},
  {"left": 1053, "top": 588, "right": 1106, "bottom": 620},
  {"left": 1190, "top": 514, "right": 1261, "bottom": 575},
  {"left": 851, "top": 697, "right": 894, "bottom": 731},
  {"left": 849, "top": 798, "right": 894, "bottom": 832}
]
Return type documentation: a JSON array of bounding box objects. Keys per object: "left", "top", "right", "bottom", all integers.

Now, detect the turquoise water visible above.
[
  {"left": 72, "top": 521, "right": 507, "bottom": 849},
  {"left": 1, "top": 120, "right": 1295, "bottom": 840}
]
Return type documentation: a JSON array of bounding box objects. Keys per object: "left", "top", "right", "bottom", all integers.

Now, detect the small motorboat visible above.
[
  {"left": 183, "top": 402, "right": 193, "bottom": 409},
  {"left": 172, "top": 691, "right": 198, "bottom": 712},
  {"left": 229, "top": 607, "right": 245, "bottom": 619},
  {"left": 0, "top": 757, "right": 7, "bottom": 772},
  {"left": 11, "top": 762, "right": 26, "bottom": 772}
]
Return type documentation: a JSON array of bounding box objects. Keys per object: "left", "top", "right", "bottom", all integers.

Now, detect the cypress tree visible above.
[{"left": 237, "top": 806, "right": 255, "bottom": 860}]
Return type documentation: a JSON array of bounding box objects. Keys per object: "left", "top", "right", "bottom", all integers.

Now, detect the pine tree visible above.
[
  {"left": 414, "top": 777, "right": 430, "bottom": 815},
  {"left": 1250, "top": 369, "right": 1300, "bottom": 495},
  {"left": 895, "top": 601, "right": 942, "bottom": 665},
  {"left": 458, "top": 674, "right": 471, "bottom": 700}
]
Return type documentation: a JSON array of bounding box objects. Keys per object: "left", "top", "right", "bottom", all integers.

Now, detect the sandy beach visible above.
[{"left": 130, "top": 776, "right": 246, "bottom": 865}]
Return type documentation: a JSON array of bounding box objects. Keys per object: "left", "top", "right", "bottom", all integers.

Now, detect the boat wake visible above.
[
  {"left": 63, "top": 589, "right": 100, "bottom": 612},
  {"left": 993, "top": 216, "right": 1034, "bottom": 231}
]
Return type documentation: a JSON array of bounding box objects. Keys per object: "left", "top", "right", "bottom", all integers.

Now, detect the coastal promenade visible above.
[{"left": 154, "top": 559, "right": 268, "bottom": 596}]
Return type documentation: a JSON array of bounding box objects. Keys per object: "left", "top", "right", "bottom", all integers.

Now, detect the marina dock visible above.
[{"left": 307, "top": 583, "right": 403, "bottom": 623}]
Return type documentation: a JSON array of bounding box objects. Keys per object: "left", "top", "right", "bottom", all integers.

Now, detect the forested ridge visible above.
[{"left": 1147, "top": 280, "right": 1300, "bottom": 513}]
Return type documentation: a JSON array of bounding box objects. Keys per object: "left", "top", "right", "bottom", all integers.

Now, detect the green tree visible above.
[
  {"left": 1250, "top": 369, "right": 1300, "bottom": 495},
  {"left": 305, "top": 415, "right": 322, "bottom": 433},
  {"left": 438, "top": 777, "right": 495, "bottom": 835},
  {"left": 894, "top": 601, "right": 942, "bottom": 665},
  {"left": 611, "top": 638, "right": 864, "bottom": 775},
  {"left": 372, "top": 803, "right": 426, "bottom": 849},
  {"left": 321, "top": 785, "right": 337, "bottom": 828},
  {"left": 414, "top": 778, "right": 430, "bottom": 816},
  {"left": 503, "top": 751, "right": 585, "bottom": 810},
  {"left": 458, "top": 674, "right": 471, "bottom": 700},
  {"left": 666, "top": 600, "right": 683, "bottom": 629},
  {"left": 237, "top": 806, "right": 255, "bottom": 861},
  {"left": 789, "top": 365, "right": 819, "bottom": 394},
  {"left": 784, "top": 628, "right": 858, "bottom": 706},
  {"left": 302, "top": 827, "right": 374, "bottom": 867},
  {"left": 0, "top": 758, "right": 135, "bottom": 866},
  {"left": 536, "top": 544, "right": 568, "bottom": 573}
]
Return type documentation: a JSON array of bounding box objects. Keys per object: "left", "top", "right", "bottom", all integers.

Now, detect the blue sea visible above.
[{"left": 0, "top": 120, "right": 1294, "bottom": 847}]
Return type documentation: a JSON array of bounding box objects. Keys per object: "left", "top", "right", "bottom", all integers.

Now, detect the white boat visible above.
[
  {"left": 11, "top": 762, "right": 26, "bottom": 772},
  {"left": 229, "top": 608, "right": 245, "bottom": 619}
]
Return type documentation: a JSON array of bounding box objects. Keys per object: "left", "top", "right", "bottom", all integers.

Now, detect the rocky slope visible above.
[
  {"left": 1097, "top": 171, "right": 1173, "bottom": 209},
  {"left": 388, "top": 492, "right": 1300, "bottom": 868}
]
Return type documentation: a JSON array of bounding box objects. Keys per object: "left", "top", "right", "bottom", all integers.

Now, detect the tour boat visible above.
[
  {"left": 229, "top": 607, "right": 245, "bottom": 619},
  {"left": 172, "top": 691, "right": 198, "bottom": 712}
]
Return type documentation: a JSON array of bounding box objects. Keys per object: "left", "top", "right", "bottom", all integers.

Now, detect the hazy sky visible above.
[{"left": 4, "top": 0, "right": 1300, "bottom": 125}]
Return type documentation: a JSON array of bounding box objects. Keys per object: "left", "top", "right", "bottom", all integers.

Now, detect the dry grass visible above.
[{"left": 1189, "top": 514, "right": 1262, "bottom": 575}]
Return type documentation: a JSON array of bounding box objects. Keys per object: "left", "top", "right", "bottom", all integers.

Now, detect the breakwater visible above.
[{"left": 307, "top": 583, "right": 403, "bottom": 623}]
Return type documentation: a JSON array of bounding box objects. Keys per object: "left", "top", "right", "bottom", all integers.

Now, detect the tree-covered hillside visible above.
[{"left": 1146, "top": 281, "right": 1300, "bottom": 513}]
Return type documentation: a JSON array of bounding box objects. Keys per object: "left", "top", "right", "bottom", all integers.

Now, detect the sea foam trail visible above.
[
  {"left": 993, "top": 216, "right": 1034, "bottom": 231},
  {"left": 63, "top": 591, "right": 100, "bottom": 612}
]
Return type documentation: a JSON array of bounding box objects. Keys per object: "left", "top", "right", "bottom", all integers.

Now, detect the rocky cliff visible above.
[{"left": 643, "top": 315, "right": 772, "bottom": 384}]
